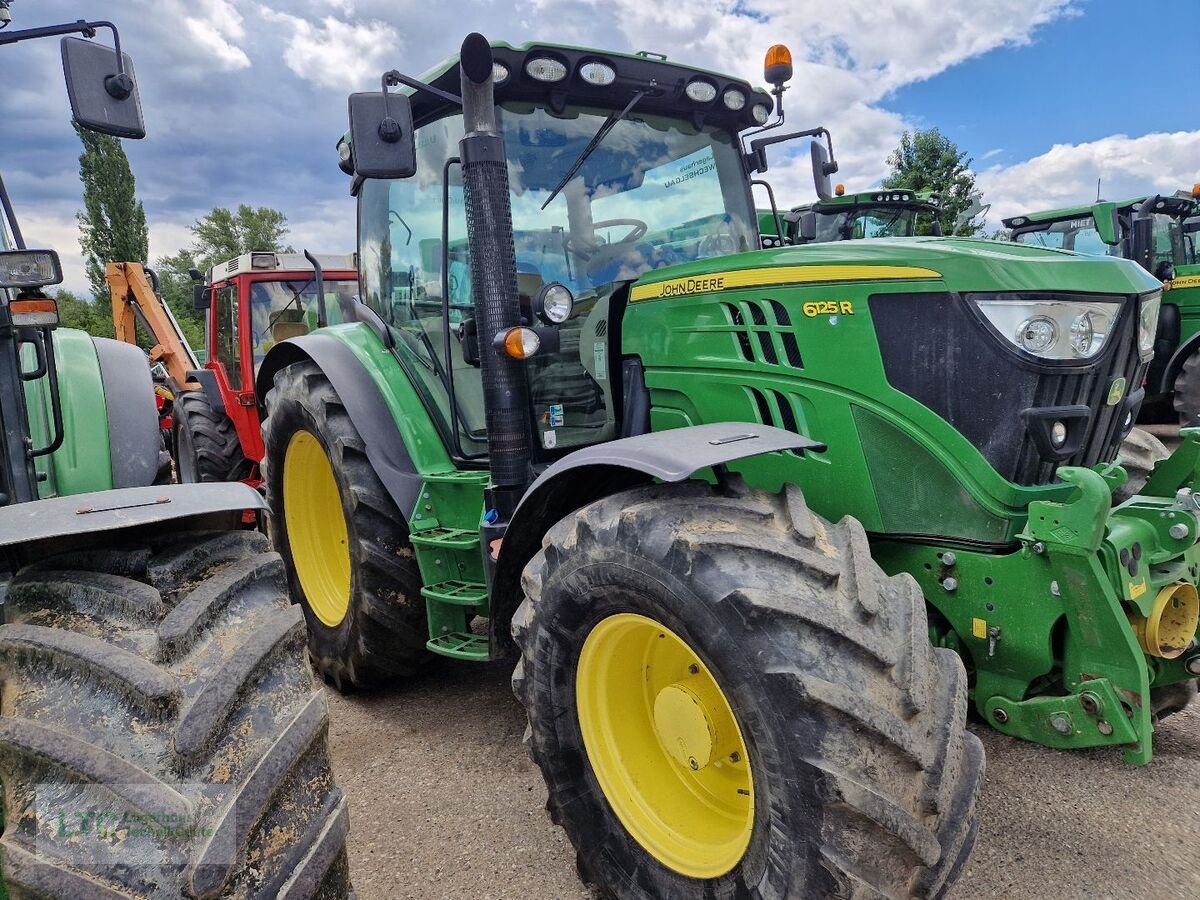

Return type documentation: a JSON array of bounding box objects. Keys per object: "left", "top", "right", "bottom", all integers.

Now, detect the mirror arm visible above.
[
  {"left": 0, "top": 171, "right": 26, "bottom": 249},
  {"left": 745, "top": 126, "right": 834, "bottom": 175},
  {"left": 304, "top": 250, "right": 327, "bottom": 329},
  {"left": 0, "top": 19, "right": 123, "bottom": 72},
  {"left": 382, "top": 70, "right": 462, "bottom": 108}
]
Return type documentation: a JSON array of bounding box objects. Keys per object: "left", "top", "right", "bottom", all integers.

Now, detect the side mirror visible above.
[
  {"left": 931, "top": 218, "right": 943, "bottom": 237},
  {"left": 1130, "top": 215, "right": 1155, "bottom": 273},
  {"left": 193, "top": 285, "right": 210, "bottom": 310},
  {"left": 810, "top": 142, "right": 834, "bottom": 201},
  {"left": 348, "top": 91, "right": 417, "bottom": 179},
  {"left": 60, "top": 36, "right": 145, "bottom": 139},
  {"left": 798, "top": 211, "right": 817, "bottom": 243}
]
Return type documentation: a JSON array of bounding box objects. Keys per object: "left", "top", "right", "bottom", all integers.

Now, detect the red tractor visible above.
[{"left": 182, "top": 251, "right": 359, "bottom": 484}]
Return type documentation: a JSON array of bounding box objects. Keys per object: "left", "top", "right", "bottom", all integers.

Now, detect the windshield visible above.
[
  {"left": 359, "top": 103, "right": 755, "bottom": 459},
  {"left": 248, "top": 277, "right": 359, "bottom": 370},
  {"left": 812, "top": 206, "right": 919, "bottom": 242},
  {"left": 1011, "top": 216, "right": 1117, "bottom": 255}
]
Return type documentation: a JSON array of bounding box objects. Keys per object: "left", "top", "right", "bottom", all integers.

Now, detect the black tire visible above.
[
  {"left": 174, "top": 389, "right": 251, "bottom": 484},
  {"left": 513, "top": 480, "right": 983, "bottom": 899},
  {"left": 262, "top": 359, "right": 430, "bottom": 690},
  {"left": 1113, "top": 426, "right": 1169, "bottom": 504},
  {"left": 0, "top": 530, "right": 352, "bottom": 898},
  {"left": 1151, "top": 681, "right": 1198, "bottom": 722},
  {"left": 1173, "top": 350, "right": 1200, "bottom": 426}
]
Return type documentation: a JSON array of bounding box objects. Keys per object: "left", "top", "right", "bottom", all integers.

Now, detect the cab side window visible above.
[{"left": 214, "top": 285, "right": 240, "bottom": 388}]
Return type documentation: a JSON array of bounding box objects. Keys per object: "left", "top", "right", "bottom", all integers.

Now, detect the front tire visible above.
[
  {"left": 1173, "top": 350, "right": 1200, "bottom": 426},
  {"left": 1113, "top": 426, "right": 1169, "bottom": 504},
  {"left": 513, "top": 480, "right": 983, "bottom": 899},
  {"left": 262, "top": 359, "right": 430, "bottom": 689},
  {"left": 0, "top": 530, "right": 351, "bottom": 898}
]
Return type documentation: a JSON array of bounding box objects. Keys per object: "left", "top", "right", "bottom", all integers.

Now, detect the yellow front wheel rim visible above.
[
  {"left": 283, "top": 430, "right": 351, "bottom": 627},
  {"left": 576, "top": 613, "right": 754, "bottom": 878}
]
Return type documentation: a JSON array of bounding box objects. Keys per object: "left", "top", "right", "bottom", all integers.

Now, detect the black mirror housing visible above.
[
  {"left": 348, "top": 91, "right": 417, "bottom": 179},
  {"left": 810, "top": 142, "right": 834, "bottom": 201},
  {"left": 193, "top": 284, "right": 210, "bottom": 311},
  {"left": 798, "top": 211, "right": 818, "bottom": 243},
  {"left": 61, "top": 36, "right": 145, "bottom": 139}
]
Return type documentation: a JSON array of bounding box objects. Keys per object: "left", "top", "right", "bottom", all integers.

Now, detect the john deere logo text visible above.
[
  {"left": 656, "top": 276, "right": 725, "bottom": 298},
  {"left": 1107, "top": 377, "right": 1127, "bottom": 407}
]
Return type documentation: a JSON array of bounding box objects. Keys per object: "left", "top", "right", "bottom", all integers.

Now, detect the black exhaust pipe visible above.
[{"left": 458, "top": 33, "right": 531, "bottom": 509}]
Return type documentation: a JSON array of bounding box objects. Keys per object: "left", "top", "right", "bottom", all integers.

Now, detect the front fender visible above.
[
  {"left": 489, "top": 423, "right": 822, "bottom": 652},
  {"left": 257, "top": 325, "right": 453, "bottom": 517}
]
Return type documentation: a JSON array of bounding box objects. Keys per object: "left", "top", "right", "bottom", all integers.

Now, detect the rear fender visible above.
[{"left": 489, "top": 423, "right": 823, "bottom": 652}]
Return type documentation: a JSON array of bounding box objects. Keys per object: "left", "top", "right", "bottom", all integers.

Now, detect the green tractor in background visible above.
[
  {"left": 760, "top": 186, "right": 942, "bottom": 248},
  {"left": 1005, "top": 189, "right": 1200, "bottom": 424},
  {"left": 0, "top": 16, "right": 349, "bottom": 899},
  {"left": 260, "top": 33, "right": 1200, "bottom": 898}
]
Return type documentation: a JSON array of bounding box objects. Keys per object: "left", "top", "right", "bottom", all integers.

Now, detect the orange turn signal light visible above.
[
  {"left": 496, "top": 326, "right": 541, "bottom": 360},
  {"left": 9, "top": 297, "right": 59, "bottom": 327}
]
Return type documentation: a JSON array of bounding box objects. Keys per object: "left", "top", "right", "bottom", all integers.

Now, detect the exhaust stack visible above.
[{"left": 457, "top": 33, "right": 532, "bottom": 506}]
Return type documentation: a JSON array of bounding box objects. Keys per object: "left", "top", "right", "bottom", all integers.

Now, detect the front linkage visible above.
[{"left": 880, "top": 431, "right": 1200, "bottom": 765}]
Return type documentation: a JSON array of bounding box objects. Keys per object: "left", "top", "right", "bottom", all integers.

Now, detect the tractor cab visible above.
[
  {"left": 343, "top": 41, "right": 828, "bottom": 463},
  {"left": 760, "top": 187, "right": 941, "bottom": 247}
]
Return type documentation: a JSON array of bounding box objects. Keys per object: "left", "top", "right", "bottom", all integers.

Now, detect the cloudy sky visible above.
[{"left": 2, "top": 0, "right": 1197, "bottom": 295}]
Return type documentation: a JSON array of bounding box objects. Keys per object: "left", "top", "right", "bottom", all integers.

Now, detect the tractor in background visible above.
[
  {"left": 0, "top": 14, "right": 349, "bottom": 898},
  {"left": 1005, "top": 189, "right": 1200, "bottom": 424},
  {"left": 109, "top": 253, "right": 358, "bottom": 485},
  {"left": 760, "top": 185, "right": 942, "bottom": 247}
]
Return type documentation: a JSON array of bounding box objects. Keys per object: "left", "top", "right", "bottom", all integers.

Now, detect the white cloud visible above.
[
  {"left": 259, "top": 9, "right": 400, "bottom": 91},
  {"left": 978, "top": 130, "right": 1200, "bottom": 224},
  {"left": 181, "top": 0, "right": 252, "bottom": 71}
]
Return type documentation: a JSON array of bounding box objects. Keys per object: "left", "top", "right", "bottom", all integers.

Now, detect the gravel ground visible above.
[{"left": 328, "top": 659, "right": 1200, "bottom": 900}]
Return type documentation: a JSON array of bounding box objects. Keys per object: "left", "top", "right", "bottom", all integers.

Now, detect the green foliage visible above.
[
  {"left": 189, "top": 205, "right": 294, "bottom": 272},
  {"left": 883, "top": 128, "right": 983, "bottom": 237},
  {"left": 54, "top": 288, "right": 114, "bottom": 339},
  {"left": 75, "top": 126, "right": 148, "bottom": 301}
]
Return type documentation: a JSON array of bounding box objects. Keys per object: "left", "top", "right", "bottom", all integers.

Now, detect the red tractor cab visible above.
[{"left": 182, "top": 251, "right": 358, "bottom": 485}]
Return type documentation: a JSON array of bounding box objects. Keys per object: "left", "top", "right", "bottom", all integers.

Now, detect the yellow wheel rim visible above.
[
  {"left": 283, "top": 430, "right": 351, "bottom": 627},
  {"left": 576, "top": 613, "right": 753, "bottom": 878}
]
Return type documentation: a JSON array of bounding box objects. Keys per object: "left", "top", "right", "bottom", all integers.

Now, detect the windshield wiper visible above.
[{"left": 541, "top": 91, "right": 645, "bottom": 211}]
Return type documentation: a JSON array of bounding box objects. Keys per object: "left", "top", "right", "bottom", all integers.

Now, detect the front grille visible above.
[{"left": 871, "top": 292, "right": 1146, "bottom": 486}]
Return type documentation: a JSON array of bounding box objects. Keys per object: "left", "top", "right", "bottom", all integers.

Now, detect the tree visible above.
[
  {"left": 883, "top": 128, "right": 984, "bottom": 236},
  {"left": 189, "top": 205, "right": 294, "bottom": 272},
  {"left": 75, "top": 125, "right": 148, "bottom": 301},
  {"left": 54, "top": 288, "right": 114, "bottom": 339}
]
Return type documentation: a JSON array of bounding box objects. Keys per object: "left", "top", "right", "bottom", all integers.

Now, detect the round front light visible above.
[
  {"left": 493, "top": 62, "right": 510, "bottom": 84},
  {"left": 1069, "top": 311, "right": 1095, "bottom": 357},
  {"left": 722, "top": 88, "right": 746, "bottom": 110},
  {"left": 579, "top": 61, "right": 616, "bottom": 86},
  {"left": 1017, "top": 316, "right": 1057, "bottom": 354},
  {"left": 751, "top": 104, "right": 770, "bottom": 124},
  {"left": 1051, "top": 421, "right": 1067, "bottom": 448},
  {"left": 685, "top": 80, "right": 717, "bottom": 103},
  {"left": 536, "top": 282, "right": 575, "bottom": 324},
  {"left": 525, "top": 56, "right": 568, "bottom": 82}
]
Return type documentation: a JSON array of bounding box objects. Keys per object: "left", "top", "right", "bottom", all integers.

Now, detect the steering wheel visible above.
[
  {"left": 565, "top": 218, "right": 648, "bottom": 260},
  {"left": 699, "top": 231, "right": 739, "bottom": 257}
]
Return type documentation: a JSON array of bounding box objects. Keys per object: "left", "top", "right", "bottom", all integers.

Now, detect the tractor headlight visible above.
[
  {"left": 971, "top": 295, "right": 1122, "bottom": 361},
  {"left": 534, "top": 282, "right": 574, "bottom": 324},
  {"left": 1138, "top": 291, "right": 1161, "bottom": 358}
]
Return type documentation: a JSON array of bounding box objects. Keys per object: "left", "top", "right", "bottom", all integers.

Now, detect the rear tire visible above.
[
  {"left": 0, "top": 530, "right": 351, "bottom": 898},
  {"left": 513, "top": 480, "right": 983, "bottom": 899},
  {"left": 262, "top": 359, "right": 431, "bottom": 689},
  {"left": 1173, "top": 350, "right": 1200, "bottom": 426},
  {"left": 174, "top": 388, "right": 251, "bottom": 484},
  {"left": 1113, "top": 426, "right": 1169, "bottom": 504}
]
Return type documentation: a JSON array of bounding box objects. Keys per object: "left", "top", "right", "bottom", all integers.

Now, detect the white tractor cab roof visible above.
[{"left": 207, "top": 252, "right": 357, "bottom": 283}]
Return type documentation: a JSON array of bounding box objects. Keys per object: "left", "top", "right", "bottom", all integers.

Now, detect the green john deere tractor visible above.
[
  {"left": 260, "top": 33, "right": 1200, "bottom": 897},
  {"left": 0, "top": 16, "right": 349, "bottom": 899},
  {"left": 1005, "top": 189, "right": 1200, "bottom": 424},
  {"left": 760, "top": 187, "right": 942, "bottom": 248}
]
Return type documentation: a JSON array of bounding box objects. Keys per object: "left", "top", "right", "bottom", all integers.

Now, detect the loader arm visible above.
[{"left": 105, "top": 260, "right": 199, "bottom": 387}]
